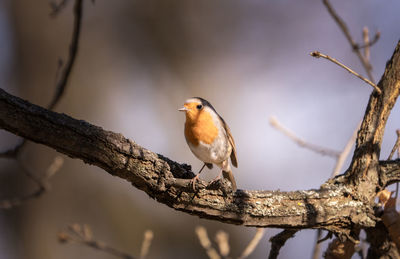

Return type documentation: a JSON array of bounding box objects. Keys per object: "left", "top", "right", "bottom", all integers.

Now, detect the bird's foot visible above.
[
  {"left": 190, "top": 175, "right": 200, "bottom": 191},
  {"left": 209, "top": 174, "right": 222, "bottom": 186}
]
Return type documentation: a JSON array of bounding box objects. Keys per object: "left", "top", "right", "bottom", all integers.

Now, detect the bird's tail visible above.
[{"left": 222, "top": 170, "right": 237, "bottom": 191}]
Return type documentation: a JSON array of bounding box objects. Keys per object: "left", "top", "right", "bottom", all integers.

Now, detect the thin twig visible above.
[
  {"left": 238, "top": 228, "right": 265, "bottom": 259},
  {"left": 268, "top": 229, "right": 298, "bottom": 259},
  {"left": 318, "top": 232, "right": 333, "bottom": 244},
  {"left": 139, "top": 230, "right": 153, "bottom": 259},
  {"left": 0, "top": 157, "right": 63, "bottom": 209},
  {"left": 311, "top": 123, "right": 359, "bottom": 257},
  {"left": 355, "top": 241, "right": 366, "bottom": 259},
  {"left": 310, "top": 51, "right": 381, "bottom": 94},
  {"left": 388, "top": 129, "right": 400, "bottom": 202},
  {"left": 388, "top": 130, "right": 400, "bottom": 160},
  {"left": 58, "top": 224, "right": 137, "bottom": 259},
  {"left": 322, "top": 0, "right": 376, "bottom": 83},
  {"left": 48, "top": 0, "right": 83, "bottom": 110},
  {"left": 195, "top": 226, "right": 221, "bottom": 259},
  {"left": 397, "top": 140, "right": 400, "bottom": 202},
  {"left": 331, "top": 122, "right": 360, "bottom": 176},
  {"left": 49, "top": 0, "right": 71, "bottom": 16},
  {"left": 269, "top": 116, "right": 341, "bottom": 158},
  {"left": 0, "top": 139, "right": 26, "bottom": 158},
  {"left": 311, "top": 230, "right": 323, "bottom": 259},
  {"left": 363, "top": 27, "right": 370, "bottom": 62},
  {"left": 215, "top": 230, "right": 230, "bottom": 257},
  {"left": 312, "top": 231, "right": 335, "bottom": 259},
  {"left": 359, "top": 30, "right": 380, "bottom": 51},
  {"left": 315, "top": 2, "right": 380, "bottom": 258},
  {"left": 0, "top": 0, "right": 84, "bottom": 158}
]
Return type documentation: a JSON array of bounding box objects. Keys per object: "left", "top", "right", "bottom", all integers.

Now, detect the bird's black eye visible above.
[{"left": 196, "top": 104, "right": 203, "bottom": 110}]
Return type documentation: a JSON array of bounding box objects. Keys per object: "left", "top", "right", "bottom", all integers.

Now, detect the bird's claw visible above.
[
  {"left": 210, "top": 174, "right": 222, "bottom": 185},
  {"left": 190, "top": 175, "right": 200, "bottom": 191}
]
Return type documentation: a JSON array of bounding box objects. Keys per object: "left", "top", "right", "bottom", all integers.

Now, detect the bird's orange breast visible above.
[{"left": 185, "top": 110, "right": 218, "bottom": 146}]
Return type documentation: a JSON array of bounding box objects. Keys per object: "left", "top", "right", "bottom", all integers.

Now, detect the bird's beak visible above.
[{"left": 178, "top": 107, "right": 188, "bottom": 112}]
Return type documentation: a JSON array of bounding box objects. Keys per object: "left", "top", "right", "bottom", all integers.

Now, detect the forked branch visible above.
[{"left": 0, "top": 41, "right": 399, "bottom": 240}]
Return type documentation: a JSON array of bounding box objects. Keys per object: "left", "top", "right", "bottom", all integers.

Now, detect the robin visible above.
[{"left": 179, "top": 97, "right": 237, "bottom": 191}]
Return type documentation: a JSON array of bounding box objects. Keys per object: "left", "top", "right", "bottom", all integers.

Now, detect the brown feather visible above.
[
  {"left": 220, "top": 117, "right": 238, "bottom": 168},
  {"left": 222, "top": 170, "right": 237, "bottom": 191}
]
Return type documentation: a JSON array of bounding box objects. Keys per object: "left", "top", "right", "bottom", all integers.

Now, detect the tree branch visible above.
[
  {"left": 58, "top": 224, "right": 137, "bottom": 259},
  {"left": 268, "top": 229, "right": 298, "bottom": 259},
  {"left": 0, "top": 41, "right": 399, "bottom": 237},
  {"left": 347, "top": 41, "right": 400, "bottom": 189},
  {"left": 48, "top": 0, "right": 83, "bottom": 110},
  {"left": 322, "top": 0, "right": 375, "bottom": 83},
  {"left": 0, "top": 86, "right": 394, "bottom": 234},
  {"left": 0, "top": 156, "right": 63, "bottom": 209},
  {"left": 310, "top": 51, "right": 381, "bottom": 94},
  {"left": 0, "top": 0, "right": 83, "bottom": 158},
  {"left": 269, "top": 116, "right": 341, "bottom": 158}
]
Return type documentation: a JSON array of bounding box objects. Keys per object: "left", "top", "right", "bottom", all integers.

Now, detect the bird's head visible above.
[{"left": 179, "top": 97, "right": 209, "bottom": 122}]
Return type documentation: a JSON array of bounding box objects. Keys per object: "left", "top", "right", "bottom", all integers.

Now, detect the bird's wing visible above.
[{"left": 220, "top": 117, "right": 238, "bottom": 168}]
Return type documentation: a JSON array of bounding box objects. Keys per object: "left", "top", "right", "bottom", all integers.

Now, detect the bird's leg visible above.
[
  {"left": 210, "top": 170, "right": 223, "bottom": 184},
  {"left": 190, "top": 163, "right": 207, "bottom": 190},
  {"left": 210, "top": 160, "right": 229, "bottom": 185}
]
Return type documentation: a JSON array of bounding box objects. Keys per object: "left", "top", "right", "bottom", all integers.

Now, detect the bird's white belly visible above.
[{"left": 188, "top": 136, "right": 231, "bottom": 167}]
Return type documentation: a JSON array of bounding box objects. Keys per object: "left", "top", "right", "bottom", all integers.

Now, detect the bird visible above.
[{"left": 179, "top": 97, "right": 237, "bottom": 191}]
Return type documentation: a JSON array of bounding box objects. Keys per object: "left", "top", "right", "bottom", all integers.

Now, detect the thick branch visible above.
[
  {"left": 379, "top": 160, "right": 400, "bottom": 187},
  {"left": 0, "top": 87, "right": 387, "bottom": 233},
  {"left": 346, "top": 41, "right": 400, "bottom": 196},
  {"left": 0, "top": 40, "right": 399, "bottom": 235},
  {"left": 352, "top": 42, "right": 400, "bottom": 161}
]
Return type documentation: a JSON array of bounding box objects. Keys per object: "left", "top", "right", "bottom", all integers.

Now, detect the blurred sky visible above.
[{"left": 1, "top": 0, "right": 400, "bottom": 258}]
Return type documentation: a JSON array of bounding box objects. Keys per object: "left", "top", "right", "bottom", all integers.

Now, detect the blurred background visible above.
[{"left": 1, "top": 0, "right": 400, "bottom": 258}]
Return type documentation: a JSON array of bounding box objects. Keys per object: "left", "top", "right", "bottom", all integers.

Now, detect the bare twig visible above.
[
  {"left": 58, "top": 224, "right": 137, "bottom": 259},
  {"left": 397, "top": 143, "right": 400, "bottom": 202},
  {"left": 195, "top": 226, "right": 221, "bottom": 259},
  {"left": 359, "top": 29, "right": 380, "bottom": 51},
  {"left": 0, "top": 0, "right": 84, "bottom": 158},
  {"left": 310, "top": 51, "right": 381, "bottom": 94},
  {"left": 332, "top": 122, "right": 360, "bottom": 177},
  {"left": 322, "top": 0, "right": 376, "bottom": 83},
  {"left": 0, "top": 0, "right": 83, "bottom": 210},
  {"left": 311, "top": 230, "right": 323, "bottom": 259},
  {"left": 197, "top": 227, "right": 264, "bottom": 259},
  {"left": 309, "top": 124, "right": 358, "bottom": 258},
  {"left": 268, "top": 229, "right": 298, "bottom": 259},
  {"left": 49, "top": 0, "right": 71, "bottom": 16},
  {"left": 0, "top": 157, "right": 63, "bottom": 209},
  {"left": 388, "top": 129, "right": 400, "bottom": 202},
  {"left": 215, "top": 231, "right": 230, "bottom": 257},
  {"left": 269, "top": 116, "right": 341, "bottom": 158},
  {"left": 312, "top": 230, "right": 335, "bottom": 258},
  {"left": 318, "top": 231, "right": 333, "bottom": 244},
  {"left": 388, "top": 130, "right": 400, "bottom": 160},
  {"left": 355, "top": 241, "right": 366, "bottom": 259},
  {"left": 238, "top": 228, "right": 265, "bottom": 259},
  {"left": 314, "top": 2, "right": 382, "bottom": 258},
  {"left": 139, "top": 230, "right": 153, "bottom": 259},
  {"left": 363, "top": 27, "right": 371, "bottom": 62},
  {"left": 0, "top": 139, "right": 26, "bottom": 158},
  {"left": 48, "top": 0, "right": 83, "bottom": 110},
  {"left": 312, "top": 122, "right": 358, "bottom": 257}
]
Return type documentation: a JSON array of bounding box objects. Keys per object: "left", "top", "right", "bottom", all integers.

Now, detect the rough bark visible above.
[
  {"left": 346, "top": 40, "right": 400, "bottom": 202},
  {"left": 1, "top": 41, "right": 399, "bottom": 241},
  {"left": 366, "top": 222, "right": 400, "bottom": 259}
]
